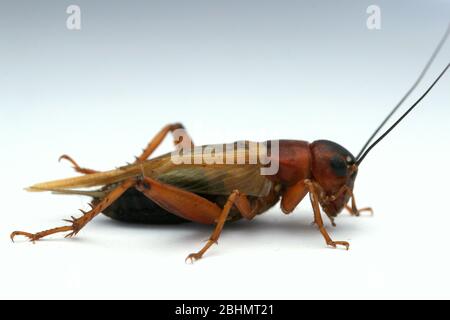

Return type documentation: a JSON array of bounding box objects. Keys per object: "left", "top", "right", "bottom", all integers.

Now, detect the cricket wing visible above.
[
  {"left": 150, "top": 141, "right": 274, "bottom": 197},
  {"left": 155, "top": 164, "right": 273, "bottom": 197},
  {"left": 25, "top": 166, "right": 143, "bottom": 192}
]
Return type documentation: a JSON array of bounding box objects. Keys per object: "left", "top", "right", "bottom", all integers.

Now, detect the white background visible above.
[{"left": 1, "top": 0, "right": 450, "bottom": 299}]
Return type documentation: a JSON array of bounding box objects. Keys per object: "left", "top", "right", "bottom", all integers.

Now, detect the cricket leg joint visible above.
[{"left": 136, "top": 177, "right": 151, "bottom": 190}]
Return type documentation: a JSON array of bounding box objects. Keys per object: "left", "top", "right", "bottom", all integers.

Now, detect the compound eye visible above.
[
  {"left": 330, "top": 155, "right": 348, "bottom": 177},
  {"left": 346, "top": 155, "right": 354, "bottom": 165}
]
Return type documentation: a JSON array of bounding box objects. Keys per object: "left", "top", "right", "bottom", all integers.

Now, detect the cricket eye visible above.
[
  {"left": 346, "top": 155, "right": 354, "bottom": 165},
  {"left": 329, "top": 155, "right": 348, "bottom": 177}
]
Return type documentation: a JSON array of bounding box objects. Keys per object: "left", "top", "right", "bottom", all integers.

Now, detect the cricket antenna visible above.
[
  {"left": 356, "top": 23, "right": 450, "bottom": 160},
  {"left": 356, "top": 62, "right": 450, "bottom": 166}
]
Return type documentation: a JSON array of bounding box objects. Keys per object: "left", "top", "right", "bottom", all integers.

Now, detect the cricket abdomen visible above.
[
  {"left": 99, "top": 185, "right": 281, "bottom": 224},
  {"left": 100, "top": 188, "right": 191, "bottom": 224},
  {"left": 99, "top": 188, "right": 247, "bottom": 224}
]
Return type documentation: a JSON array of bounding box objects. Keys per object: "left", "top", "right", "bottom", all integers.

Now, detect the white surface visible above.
[
  {"left": 1, "top": 121, "right": 450, "bottom": 300},
  {"left": 1, "top": 0, "right": 450, "bottom": 300}
]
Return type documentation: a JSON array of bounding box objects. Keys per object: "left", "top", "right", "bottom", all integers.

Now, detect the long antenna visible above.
[
  {"left": 356, "top": 62, "right": 450, "bottom": 166},
  {"left": 356, "top": 24, "right": 450, "bottom": 160}
]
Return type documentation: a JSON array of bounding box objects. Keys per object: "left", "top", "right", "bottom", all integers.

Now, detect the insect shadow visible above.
[{"left": 95, "top": 209, "right": 364, "bottom": 250}]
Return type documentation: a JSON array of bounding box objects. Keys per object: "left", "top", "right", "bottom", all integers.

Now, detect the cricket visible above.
[{"left": 11, "top": 25, "right": 450, "bottom": 262}]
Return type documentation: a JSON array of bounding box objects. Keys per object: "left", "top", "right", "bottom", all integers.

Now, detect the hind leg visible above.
[
  {"left": 59, "top": 154, "right": 99, "bottom": 174},
  {"left": 58, "top": 123, "right": 194, "bottom": 175},
  {"left": 11, "top": 179, "right": 136, "bottom": 242},
  {"left": 136, "top": 123, "right": 194, "bottom": 162},
  {"left": 135, "top": 176, "right": 252, "bottom": 261},
  {"left": 184, "top": 190, "right": 252, "bottom": 263}
]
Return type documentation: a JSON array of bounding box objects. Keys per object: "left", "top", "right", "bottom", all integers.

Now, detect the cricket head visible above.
[{"left": 310, "top": 140, "right": 358, "bottom": 218}]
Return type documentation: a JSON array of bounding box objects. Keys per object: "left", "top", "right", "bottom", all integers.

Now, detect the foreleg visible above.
[
  {"left": 304, "top": 179, "right": 350, "bottom": 250},
  {"left": 345, "top": 190, "right": 373, "bottom": 217}
]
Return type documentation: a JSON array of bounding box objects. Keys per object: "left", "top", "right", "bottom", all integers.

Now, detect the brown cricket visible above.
[{"left": 11, "top": 26, "right": 450, "bottom": 262}]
